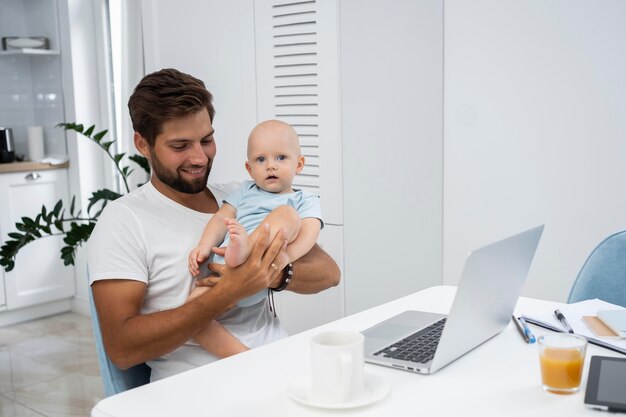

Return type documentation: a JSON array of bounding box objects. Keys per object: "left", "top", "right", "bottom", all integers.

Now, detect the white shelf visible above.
[{"left": 0, "top": 49, "right": 60, "bottom": 56}]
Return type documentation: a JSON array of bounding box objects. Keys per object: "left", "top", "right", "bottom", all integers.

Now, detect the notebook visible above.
[
  {"left": 362, "top": 225, "right": 544, "bottom": 374},
  {"left": 582, "top": 316, "right": 622, "bottom": 338},
  {"left": 597, "top": 310, "right": 626, "bottom": 338}
]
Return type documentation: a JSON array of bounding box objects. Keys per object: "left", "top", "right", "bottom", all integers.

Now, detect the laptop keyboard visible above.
[{"left": 373, "top": 318, "right": 447, "bottom": 364}]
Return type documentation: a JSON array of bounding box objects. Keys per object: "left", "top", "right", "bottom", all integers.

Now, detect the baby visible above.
[{"left": 186, "top": 119, "right": 323, "bottom": 358}]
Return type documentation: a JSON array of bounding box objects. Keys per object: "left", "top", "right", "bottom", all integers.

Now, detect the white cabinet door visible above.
[
  {"left": 0, "top": 169, "right": 75, "bottom": 309},
  {"left": 273, "top": 224, "right": 345, "bottom": 335}
]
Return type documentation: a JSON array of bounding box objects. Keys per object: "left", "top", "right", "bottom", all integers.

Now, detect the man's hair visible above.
[{"left": 128, "top": 68, "right": 215, "bottom": 146}]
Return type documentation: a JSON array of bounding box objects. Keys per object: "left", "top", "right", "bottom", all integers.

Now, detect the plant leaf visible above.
[
  {"left": 129, "top": 155, "right": 151, "bottom": 175},
  {"left": 87, "top": 189, "right": 122, "bottom": 214},
  {"left": 53, "top": 199, "right": 62, "bottom": 216},
  {"left": 4, "top": 260, "right": 14, "bottom": 271},
  {"left": 93, "top": 130, "right": 108, "bottom": 142},
  {"left": 54, "top": 220, "right": 64, "bottom": 232},
  {"left": 114, "top": 153, "right": 125, "bottom": 164}
]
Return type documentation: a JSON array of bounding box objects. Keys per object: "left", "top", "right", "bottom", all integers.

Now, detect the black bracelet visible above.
[{"left": 272, "top": 263, "right": 293, "bottom": 292}]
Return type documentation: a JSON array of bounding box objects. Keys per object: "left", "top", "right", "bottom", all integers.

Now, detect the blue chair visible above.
[
  {"left": 568, "top": 230, "right": 626, "bottom": 307},
  {"left": 89, "top": 286, "right": 151, "bottom": 396}
]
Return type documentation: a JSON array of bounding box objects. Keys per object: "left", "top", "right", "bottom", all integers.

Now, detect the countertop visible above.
[{"left": 0, "top": 161, "right": 69, "bottom": 174}]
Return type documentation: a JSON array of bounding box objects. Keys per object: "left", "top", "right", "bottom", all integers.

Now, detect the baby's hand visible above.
[{"left": 188, "top": 246, "right": 210, "bottom": 277}]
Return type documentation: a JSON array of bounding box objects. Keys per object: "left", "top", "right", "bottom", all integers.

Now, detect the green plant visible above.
[{"left": 0, "top": 123, "right": 150, "bottom": 272}]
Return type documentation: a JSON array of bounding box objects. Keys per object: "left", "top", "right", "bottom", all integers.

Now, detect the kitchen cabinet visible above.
[
  {"left": 0, "top": 0, "right": 77, "bottom": 326},
  {"left": 0, "top": 167, "right": 75, "bottom": 312},
  {"left": 0, "top": 0, "right": 68, "bottom": 160}
]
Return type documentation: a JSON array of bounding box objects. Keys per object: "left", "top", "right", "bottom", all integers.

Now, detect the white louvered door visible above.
[
  {"left": 254, "top": 0, "right": 342, "bottom": 224},
  {"left": 254, "top": 0, "right": 345, "bottom": 334}
]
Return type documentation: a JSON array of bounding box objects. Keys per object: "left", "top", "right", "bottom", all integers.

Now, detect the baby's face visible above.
[{"left": 245, "top": 122, "right": 304, "bottom": 194}]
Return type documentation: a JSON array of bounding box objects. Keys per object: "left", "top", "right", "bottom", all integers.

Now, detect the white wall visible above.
[
  {"left": 339, "top": 0, "right": 444, "bottom": 314},
  {"left": 141, "top": 0, "right": 257, "bottom": 185},
  {"left": 443, "top": 0, "right": 626, "bottom": 301}
]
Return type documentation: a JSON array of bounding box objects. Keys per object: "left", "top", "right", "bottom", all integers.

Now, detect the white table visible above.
[{"left": 91, "top": 286, "right": 621, "bottom": 416}]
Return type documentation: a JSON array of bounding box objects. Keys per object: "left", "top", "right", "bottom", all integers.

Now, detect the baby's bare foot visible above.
[{"left": 224, "top": 219, "right": 252, "bottom": 267}]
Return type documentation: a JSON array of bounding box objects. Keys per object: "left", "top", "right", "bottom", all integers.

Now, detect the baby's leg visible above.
[
  {"left": 224, "top": 205, "right": 301, "bottom": 268},
  {"left": 247, "top": 205, "right": 301, "bottom": 250},
  {"left": 193, "top": 321, "right": 249, "bottom": 358},
  {"left": 185, "top": 286, "right": 249, "bottom": 357}
]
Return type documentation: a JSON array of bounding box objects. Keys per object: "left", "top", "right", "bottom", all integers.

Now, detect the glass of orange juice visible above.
[{"left": 538, "top": 333, "right": 587, "bottom": 394}]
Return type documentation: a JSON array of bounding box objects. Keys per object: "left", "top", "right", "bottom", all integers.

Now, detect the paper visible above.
[
  {"left": 531, "top": 299, "right": 626, "bottom": 349},
  {"left": 40, "top": 154, "right": 69, "bottom": 165}
]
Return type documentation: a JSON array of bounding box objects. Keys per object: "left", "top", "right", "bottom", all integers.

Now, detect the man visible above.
[{"left": 88, "top": 68, "right": 340, "bottom": 382}]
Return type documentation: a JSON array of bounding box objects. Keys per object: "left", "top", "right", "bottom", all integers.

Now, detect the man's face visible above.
[{"left": 148, "top": 109, "right": 216, "bottom": 194}]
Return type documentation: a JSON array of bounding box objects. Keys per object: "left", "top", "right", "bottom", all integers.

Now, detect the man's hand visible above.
[
  {"left": 210, "top": 223, "right": 287, "bottom": 300},
  {"left": 269, "top": 249, "right": 290, "bottom": 289},
  {"left": 194, "top": 274, "right": 222, "bottom": 288}
]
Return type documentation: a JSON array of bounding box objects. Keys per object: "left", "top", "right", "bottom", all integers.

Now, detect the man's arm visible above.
[
  {"left": 285, "top": 218, "right": 321, "bottom": 263},
  {"left": 285, "top": 243, "right": 340, "bottom": 294},
  {"left": 93, "top": 224, "right": 286, "bottom": 370},
  {"left": 93, "top": 279, "right": 230, "bottom": 369}
]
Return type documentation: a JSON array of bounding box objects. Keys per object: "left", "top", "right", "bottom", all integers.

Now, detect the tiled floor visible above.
[{"left": 0, "top": 313, "right": 104, "bottom": 417}]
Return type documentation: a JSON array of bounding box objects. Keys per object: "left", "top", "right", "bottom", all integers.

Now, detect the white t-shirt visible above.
[{"left": 88, "top": 181, "right": 287, "bottom": 381}]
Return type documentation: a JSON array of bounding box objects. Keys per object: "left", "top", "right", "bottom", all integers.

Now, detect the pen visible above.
[
  {"left": 518, "top": 316, "right": 536, "bottom": 343},
  {"left": 554, "top": 309, "right": 574, "bottom": 333},
  {"left": 520, "top": 315, "right": 626, "bottom": 356},
  {"left": 512, "top": 315, "right": 530, "bottom": 343}
]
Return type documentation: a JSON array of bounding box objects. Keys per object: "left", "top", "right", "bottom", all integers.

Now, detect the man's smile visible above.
[{"left": 181, "top": 166, "right": 206, "bottom": 176}]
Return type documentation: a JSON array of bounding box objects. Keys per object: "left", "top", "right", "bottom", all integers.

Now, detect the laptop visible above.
[{"left": 362, "top": 225, "right": 544, "bottom": 374}]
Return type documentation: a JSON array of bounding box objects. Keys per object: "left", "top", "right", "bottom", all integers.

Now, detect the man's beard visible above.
[{"left": 149, "top": 149, "right": 210, "bottom": 194}]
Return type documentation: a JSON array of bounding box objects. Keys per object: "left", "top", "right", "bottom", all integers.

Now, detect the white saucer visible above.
[{"left": 287, "top": 373, "right": 390, "bottom": 410}]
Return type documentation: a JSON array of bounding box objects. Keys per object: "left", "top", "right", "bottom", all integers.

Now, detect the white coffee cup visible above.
[{"left": 310, "top": 331, "right": 365, "bottom": 404}]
